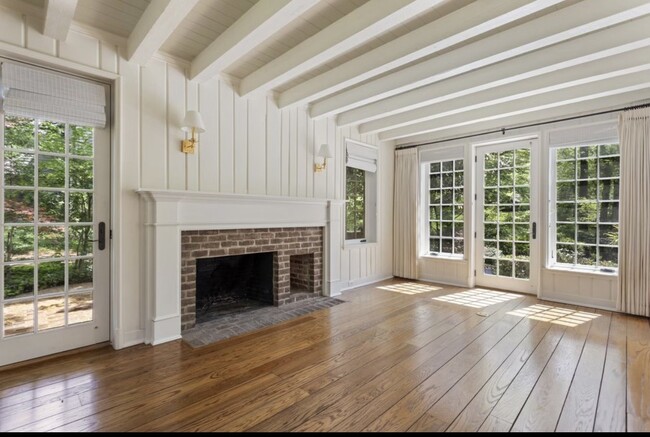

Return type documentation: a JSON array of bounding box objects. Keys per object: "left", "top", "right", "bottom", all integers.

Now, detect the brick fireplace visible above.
[
  {"left": 138, "top": 190, "right": 344, "bottom": 346},
  {"left": 180, "top": 227, "right": 323, "bottom": 330}
]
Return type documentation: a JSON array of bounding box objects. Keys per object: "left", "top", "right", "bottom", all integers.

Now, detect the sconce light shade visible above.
[
  {"left": 180, "top": 110, "right": 205, "bottom": 154},
  {"left": 181, "top": 110, "right": 205, "bottom": 133},
  {"left": 317, "top": 143, "right": 333, "bottom": 159}
]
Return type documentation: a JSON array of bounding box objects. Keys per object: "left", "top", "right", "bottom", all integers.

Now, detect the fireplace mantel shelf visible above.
[
  {"left": 137, "top": 189, "right": 343, "bottom": 206},
  {"left": 138, "top": 189, "right": 345, "bottom": 345}
]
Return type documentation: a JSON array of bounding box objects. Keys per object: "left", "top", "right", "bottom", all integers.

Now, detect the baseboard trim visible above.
[
  {"left": 113, "top": 329, "right": 145, "bottom": 349},
  {"left": 538, "top": 290, "right": 617, "bottom": 311},
  {"left": 340, "top": 275, "right": 394, "bottom": 292},
  {"left": 417, "top": 275, "right": 469, "bottom": 289}
]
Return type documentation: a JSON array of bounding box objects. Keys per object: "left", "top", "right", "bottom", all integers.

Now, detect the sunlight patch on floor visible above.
[
  {"left": 377, "top": 283, "right": 443, "bottom": 295},
  {"left": 507, "top": 304, "right": 600, "bottom": 327},
  {"left": 432, "top": 289, "right": 521, "bottom": 308}
]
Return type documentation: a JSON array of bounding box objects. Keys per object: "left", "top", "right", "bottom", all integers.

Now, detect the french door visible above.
[
  {"left": 0, "top": 109, "right": 110, "bottom": 366},
  {"left": 475, "top": 139, "right": 539, "bottom": 294}
]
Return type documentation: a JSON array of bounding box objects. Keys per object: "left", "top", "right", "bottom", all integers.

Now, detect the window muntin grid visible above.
[
  {"left": 2, "top": 115, "right": 95, "bottom": 338},
  {"left": 552, "top": 144, "right": 619, "bottom": 270},
  {"left": 483, "top": 148, "right": 531, "bottom": 280},
  {"left": 428, "top": 159, "right": 464, "bottom": 257}
]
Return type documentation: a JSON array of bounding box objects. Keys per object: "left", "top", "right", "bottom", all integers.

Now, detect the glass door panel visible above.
[{"left": 476, "top": 140, "right": 538, "bottom": 294}]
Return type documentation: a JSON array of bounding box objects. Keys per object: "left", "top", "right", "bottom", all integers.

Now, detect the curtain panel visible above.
[
  {"left": 618, "top": 107, "right": 650, "bottom": 316},
  {"left": 393, "top": 148, "right": 420, "bottom": 279}
]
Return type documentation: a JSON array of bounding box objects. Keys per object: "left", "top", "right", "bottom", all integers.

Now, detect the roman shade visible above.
[
  {"left": 346, "top": 140, "right": 378, "bottom": 173},
  {"left": 0, "top": 61, "right": 106, "bottom": 128},
  {"left": 548, "top": 120, "right": 618, "bottom": 147}
]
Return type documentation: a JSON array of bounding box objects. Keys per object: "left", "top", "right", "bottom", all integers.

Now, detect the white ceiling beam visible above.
[
  {"left": 42, "top": 0, "right": 78, "bottom": 41},
  {"left": 310, "top": 0, "right": 650, "bottom": 119},
  {"left": 127, "top": 0, "right": 200, "bottom": 65},
  {"left": 341, "top": 18, "right": 650, "bottom": 128},
  {"left": 237, "top": 0, "right": 438, "bottom": 97},
  {"left": 190, "top": 0, "right": 319, "bottom": 82},
  {"left": 379, "top": 72, "right": 650, "bottom": 141},
  {"left": 396, "top": 91, "right": 650, "bottom": 146},
  {"left": 277, "top": 0, "right": 563, "bottom": 109},
  {"left": 360, "top": 47, "right": 650, "bottom": 135}
]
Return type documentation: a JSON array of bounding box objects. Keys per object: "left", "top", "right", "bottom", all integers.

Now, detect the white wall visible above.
[
  {"left": 0, "top": 5, "right": 394, "bottom": 348},
  {"left": 416, "top": 112, "right": 620, "bottom": 310}
]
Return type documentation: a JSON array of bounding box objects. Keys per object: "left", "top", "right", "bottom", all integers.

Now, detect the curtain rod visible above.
[{"left": 396, "top": 102, "right": 650, "bottom": 150}]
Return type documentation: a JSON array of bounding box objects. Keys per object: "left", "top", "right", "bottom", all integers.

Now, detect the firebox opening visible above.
[
  {"left": 196, "top": 252, "right": 274, "bottom": 323},
  {"left": 290, "top": 253, "right": 315, "bottom": 295}
]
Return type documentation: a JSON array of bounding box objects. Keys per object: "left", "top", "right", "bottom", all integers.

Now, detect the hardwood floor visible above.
[{"left": 1, "top": 278, "right": 649, "bottom": 432}]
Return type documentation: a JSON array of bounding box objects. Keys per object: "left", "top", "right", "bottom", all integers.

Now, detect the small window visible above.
[
  {"left": 346, "top": 166, "right": 366, "bottom": 240},
  {"left": 345, "top": 140, "right": 377, "bottom": 243},
  {"left": 428, "top": 158, "right": 464, "bottom": 257},
  {"left": 550, "top": 144, "right": 620, "bottom": 271}
]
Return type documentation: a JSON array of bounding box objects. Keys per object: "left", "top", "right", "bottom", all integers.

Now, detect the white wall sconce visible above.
[
  {"left": 180, "top": 110, "right": 205, "bottom": 154},
  {"left": 314, "top": 143, "right": 333, "bottom": 172}
]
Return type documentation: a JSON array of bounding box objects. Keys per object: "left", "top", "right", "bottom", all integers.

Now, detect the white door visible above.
[
  {"left": 475, "top": 139, "right": 539, "bottom": 294},
  {"left": 0, "top": 102, "right": 110, "bottom": 365}
]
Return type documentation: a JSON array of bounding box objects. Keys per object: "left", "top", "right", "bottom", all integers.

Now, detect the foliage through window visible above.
[
  {"left": 552, "top": 144, "right": 619, "bottom": 270},
  {"left": 482, "top": 149, "right": 531, "bottom": 279},
  {"left": 428, "top": 159, "right": 464, "bottom": 256},
  {"left": 3, "top": 115, "right": 95, "bottom": 336},
  {"left": 346, "top": 166, "right": 365, "bottom": 240}
]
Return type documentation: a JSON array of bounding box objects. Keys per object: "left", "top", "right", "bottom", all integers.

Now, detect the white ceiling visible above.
[{"left": 9, "top": 0, "right": 650, "bottom": 145}]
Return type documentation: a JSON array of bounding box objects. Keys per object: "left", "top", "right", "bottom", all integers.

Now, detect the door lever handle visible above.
[{"left": 90, "top": 222, "right": 106, "bottom": 250}]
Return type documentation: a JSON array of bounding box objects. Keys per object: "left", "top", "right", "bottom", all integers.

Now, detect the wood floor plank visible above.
[
  {"left": 479, "top": 414, "right": 513, "bottom": 432},
  {"left": 556, "top": 310, "right": 611, "bottom": 431},
  {"left": 446, "top": 322, "right": 555, "bottom": 432},
  {"left": 330, "top": 294, "right": 531, "bottom": 432},
  {"left": 626, "top": 316, "right": 650, "bottom": 432},
  {"left": 410, "top": 320, "right": 550, "bottom": 432},
  {"left": 362, "top": 297, "right": 536, "bottom": 431},
  {"left": 510, "top": 306, "right": 594, "bottom": 432},
  {"left": 1, "top": 279, "right": 647, "bottom": 433},
  {"left": 594, "top": 312, "right": 627, "bottom": 432},
  {"left": 485, "top": 319, "right": 571, "bottom": 427}
]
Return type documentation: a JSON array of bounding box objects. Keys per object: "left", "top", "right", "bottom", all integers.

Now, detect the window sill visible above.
[
  {"left": 420, "top": 254, "right": 466, "bottom": 262},
  {"left": 544, "top": 265, "right": 618, "bottom": 278},
  {"left": 344, "top": 240, "right": 377, "bottom": 249}
]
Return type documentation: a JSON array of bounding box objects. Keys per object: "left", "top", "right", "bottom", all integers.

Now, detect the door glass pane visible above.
[
  {"left": 2, "top": 115, "right": 96, "bottom": 338},
  {"left": 37, "top": 296, "right": 66, "bottom": 331},
  {"left": 68, "top": 292, "right": 92, "bottom": 325},
  {"left": 483, "top": 148, "right": 531, "bottom": 279},
  {"left": 69, "top": 259, "right": 93, "bottom": 292},
  {"left": 38, "top": 261, "right": 65, "bottom": 295},
  {"left": 4, "top": 301, "right": 34, "bottom": 337},
  {"left": 4, "top": 264, "right": 34, "bottom": 299}
]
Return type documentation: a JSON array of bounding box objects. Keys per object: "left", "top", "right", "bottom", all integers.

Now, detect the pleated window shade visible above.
[
  {"left": 548, "top": 120, "right": 618, "bottom": 147},
  {"left": 347, "top": 140, "right": 378, "bottom": 173},
  {"left": 0, "top": 62, "right": 106, "bottom": 128}
]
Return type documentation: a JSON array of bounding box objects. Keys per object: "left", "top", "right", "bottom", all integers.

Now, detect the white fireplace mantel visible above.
[{"left": 137, "top": 189, "right": 344, "bottom": 345}]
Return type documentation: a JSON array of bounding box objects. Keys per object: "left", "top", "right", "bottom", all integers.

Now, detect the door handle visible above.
[
  {"left": 532, "top": 222, "right": 537, "bottom": 240},
  {"left": 91, "top": 222, "right": 106, "bottom": 251}
]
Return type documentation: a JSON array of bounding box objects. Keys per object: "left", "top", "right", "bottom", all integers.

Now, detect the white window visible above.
[
  {"left": 345, "top": 140, "right": 377, "bottom": 243},
  {"left": 550, "top": 143, "right": 620, "bottom": 271},
  {"left": 427, "top": 158, "right": 464, "bottom": 257}
]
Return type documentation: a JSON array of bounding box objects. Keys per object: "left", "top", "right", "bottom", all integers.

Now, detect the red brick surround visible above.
[{"left": 181, "top": 227, "right": 323, "bottom": 331}]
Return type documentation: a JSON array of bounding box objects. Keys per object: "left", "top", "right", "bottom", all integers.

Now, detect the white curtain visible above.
[
  {"left": 618, "top": 107, "right": 650, "bottom": 317},
  {"left": 393, "top": 148, "right": 420, "bottom": 279}
]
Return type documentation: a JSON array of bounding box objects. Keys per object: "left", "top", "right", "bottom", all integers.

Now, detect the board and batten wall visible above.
[{"left": 0, "top": 4, "right": 394, "bottom": 348}]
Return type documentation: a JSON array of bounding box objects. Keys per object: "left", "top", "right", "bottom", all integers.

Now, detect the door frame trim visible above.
[{"left": 472, "top": 136, "right": 542, "bottom": 295}]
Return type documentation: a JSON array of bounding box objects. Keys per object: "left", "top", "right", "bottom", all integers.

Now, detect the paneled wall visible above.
[{"left": 0, "top": 5, "right": 394, "bottom": 347}]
